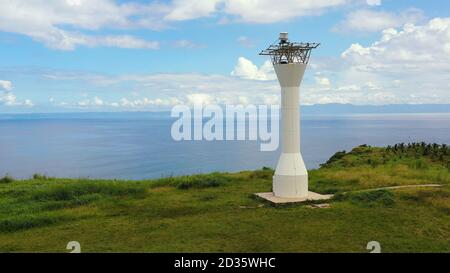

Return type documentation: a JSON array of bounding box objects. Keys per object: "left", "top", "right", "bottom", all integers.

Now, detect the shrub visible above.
[
  {"left": 332, "top": 192, "right": 347, "bottom": 201},
  {"left": 205, "top": 178, "right": 224, "bottom": 188},
  {"left": 321, "top": 151, "right": 346, "bottom": 167},
  {"left": 351, "top": 145, "right": 371, "bottom": 154},
  {"left": 409, "top": 159, "right": 429, "bottom": 170},
  {"left": 175, "top": 175, "right": 228, "bottom": 190},
  {"left": 177, "top": 180, "right": 193, "bottom": 190},
  {"left": 33, "top": 173, "right": 50, "bottom": 180},
  {"left": 348, "top": 190, "right": 395, "bottom": 207},
  {"left": 0, "top": 176, "right": 14, "bottom": 184},
  {"left": 250, "top": 168, "right": 274, "bottom": 180},
  {"left": 367, "top": 158, "right": 382, "bottom": 168}
]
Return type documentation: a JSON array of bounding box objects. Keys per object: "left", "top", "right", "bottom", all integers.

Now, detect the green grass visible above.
[
  {"left": 334, "top": 190, "right": 396, "bottom": 207},
  {"left": 0, "top": 144, "right": 449, "bottom": 253}
]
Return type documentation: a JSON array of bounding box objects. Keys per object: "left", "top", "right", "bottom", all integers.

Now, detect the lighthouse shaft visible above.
[{"left": 272, "top": 63, "right": 308, "bottom": 198}]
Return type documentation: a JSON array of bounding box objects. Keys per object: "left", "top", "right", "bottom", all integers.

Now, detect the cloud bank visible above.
[
  {"left": 14, "top": 17, "right": 450, "bottom": 111},
  {"left": 0, "top": 0, "right": 359, "bottom": 50},
  {"left": 0, "top": 80, "right": 34, "bottom": 107}
]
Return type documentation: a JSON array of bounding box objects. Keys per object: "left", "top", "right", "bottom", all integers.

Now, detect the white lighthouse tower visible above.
[{"left": 257, "top": 33, "right": 330, "bottom": 202}]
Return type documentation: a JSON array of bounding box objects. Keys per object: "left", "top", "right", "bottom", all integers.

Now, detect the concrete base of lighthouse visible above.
[
  {"left": 254, "top": 191, "right": 333, "bottom": 205},
  {"left": 254, "top": 153, "right": 333, "bottom": 204},
  {"left": 273, "top": 174, "right": 308, "bottom": 198},
  {"left": 273, "top": 152, "right": 309, "bottom": 198}
]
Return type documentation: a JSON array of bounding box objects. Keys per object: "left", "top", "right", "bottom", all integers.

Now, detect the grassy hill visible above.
[{"left": 0, "top": 143, "right": 449, "bottom": 253}]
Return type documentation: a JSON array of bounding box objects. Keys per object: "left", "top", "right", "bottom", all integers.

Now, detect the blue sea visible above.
[{"left": 1, "top": 112, "right": 449, "bottom": 180}]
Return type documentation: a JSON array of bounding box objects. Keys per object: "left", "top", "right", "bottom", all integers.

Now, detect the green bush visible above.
[
  {"left": 0, "top": 176, "right": 14, "bottom": 184},
  {"left": 176, "top": 175, "right": 228, "bottom": 190},
  {"left": 351, "top": 144, "right": 371, "bottom": 154},
  {"left": 348, "top": 190, "right": 395, "bottom": 207},
  {"left": 332, "top": 192, "right": 347, "bottom": 201},
  {"left": 321, "top": 151, "right": 346, "bottom": 167},
  {"left": 249, "top": 168, "right": 274, "bottom": 180},
  {"left": 409, "top": 159, "right": 429, "bottom": 170},
  {"left": 367, "top": 158, "right": 382, "bottom": 168},
  {"left": 32, "top": 173, "right": 51, "bottom": 180}
]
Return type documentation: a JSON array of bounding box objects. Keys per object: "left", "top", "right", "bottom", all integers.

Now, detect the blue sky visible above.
[{"left": 0, "top": 0, "right": 449, "bottom": 112}]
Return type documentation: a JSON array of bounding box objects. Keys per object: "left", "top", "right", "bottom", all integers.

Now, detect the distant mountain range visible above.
[
  {"left": 0, "top": 103, "right": 449, "bottom": 117},
  {"left": 301, "top": 104, "right": 450, "bottom": 115}
]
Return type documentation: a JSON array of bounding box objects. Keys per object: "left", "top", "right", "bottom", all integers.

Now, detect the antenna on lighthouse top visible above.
[{"left": 260, "top": 32, "right": 319, "bottom": 65}]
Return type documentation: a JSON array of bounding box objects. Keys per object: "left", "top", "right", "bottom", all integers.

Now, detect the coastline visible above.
[{"left": 1, "top": 144, "right": 449, "bottom": 252}]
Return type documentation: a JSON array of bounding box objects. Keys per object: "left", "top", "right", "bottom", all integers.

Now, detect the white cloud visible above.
[
  {"left": 77, "top": 100, "right": 90, "bottom": 107},
  {"left": 164, "top": 0, "right": 352, "bottom": 23},
  {"left": 341, "top": 18, "right": 450, "bottom": 72},
  {"left": 13, "top": 30, "right": 159, "bottom": 51},
  {"left": 24, "top": 99, "right": 34, "bottom": 107},
  {"left": 186, "top": 93, "right": 215, "bottom": 105},
  {"left": 0, "top": 0, "right": 356, "bottom": 50},
  {"left": 231, "top": 57, "right": 275, "bottom": 81},
  {"left": 93, "top": 96, "right": 104, "bottom": 106},
  {"left": 0, "top": 80, "right": 34, "bottom": 107},
  {"left": 237, "top": 36, "right": 253, "bottom": 48},
  {"left": 310, "top": 17, "right": 450, "bottom": 105},
  {"left": 114, "top": 97, "right": 182, "bottom": 108},
  {"left": 0, "top": 91, "right": 17, "bottom": 105},
  {"left": 172, "top": 39, "right": 203, "bottom": 49},
  {"left": 165, "top": 0, "right": 219, "bottom": 21},
  {"left": 366, "top": 0, "right": 381, "bottom": 6},
  {"left": 221, "top": 0, "right": 350, "bottom": 23},
  {"left": 120, "top": 72, "right": 279, "bottom": 106},
  {"left": 30, "top": 18, "right": 450, "bottom": 110},
  {"left": 0, "top": 0, "right": 166, "bottom": 50},
  {"left": 42, "top": 68, "right": 281, "bottom": 109},
  {"left": 263, "top": 94, "right": 279, "bottom": 105},
  {"left": 87, "top": 35, "right": 160, "bottom": 50},
  {"left": 0, "top": 0, "right": 169, "bottom": 30},
  {"left": 0, "top": 80, "right": 13, "bottom": 91},
  {"left": 364, "top": 81, "right": 381, "bottom": 90},
  {"left": 315, "top": 76, "right": 331, "bottom": 86},
  {"left": 336, "top": 84, "right": 361, "bottom": 91},
  {"left": 333, "top": 8, "right": 425, "bottom": 33},
  {"left": 72, "top": 96, "right": 180, "bottom": 109},
  {"left": 0, "top": 91, "right": 34, "bottom": 107}
]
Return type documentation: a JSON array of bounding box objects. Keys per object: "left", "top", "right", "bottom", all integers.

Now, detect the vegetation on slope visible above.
[
  {"left": 0, "top": 143, "right": 449, "bottom": 252},
  {"left": 321, "top": 142, "right": 450, "bottom": 169}
]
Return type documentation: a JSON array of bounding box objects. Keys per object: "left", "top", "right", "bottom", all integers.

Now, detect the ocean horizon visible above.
[{"left": 1, "top": 112, "right": 449, "bottom": 180}]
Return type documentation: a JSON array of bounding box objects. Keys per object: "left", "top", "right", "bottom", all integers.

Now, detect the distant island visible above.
[
  {"left": 301, "top": 103, "right": 450, "bottom": 115},
  {"left": 0, "top": 143, "right": 449, "bottom": 252}
]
